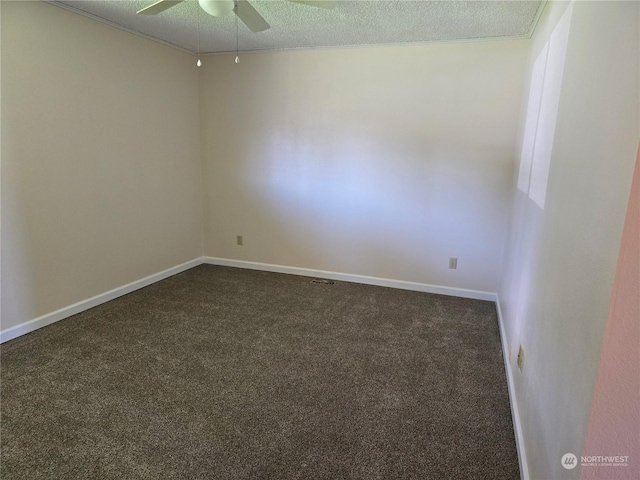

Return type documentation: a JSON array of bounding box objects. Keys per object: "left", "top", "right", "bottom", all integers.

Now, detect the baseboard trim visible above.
[
  {"left": 495, "top": 296, "right": 530, "bottom": 480},
  {"left": 0, "top": 258, "right": 203, "bottom": 343},
  {"left": 2, "top": 255, "right": 498, "bottom": 335},
  {"left": 203, "top": 257, "right": 497, "bottom": 301}
]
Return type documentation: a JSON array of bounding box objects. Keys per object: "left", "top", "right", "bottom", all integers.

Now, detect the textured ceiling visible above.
[{"left": 50, "top": 0, "right": 545, "bottom": 54}]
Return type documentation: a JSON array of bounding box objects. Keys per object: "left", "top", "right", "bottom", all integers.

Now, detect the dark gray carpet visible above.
[{"left": 1, "top": 265, "right": 519, "bottom": 479}]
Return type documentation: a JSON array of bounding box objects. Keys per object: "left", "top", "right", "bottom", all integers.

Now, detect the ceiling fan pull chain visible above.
[
  {"left": 196, "top": 0, "right": 202, "bottom": 67},
  {"left": 235, "top": 1, "right": 239, "bottom": 64}
]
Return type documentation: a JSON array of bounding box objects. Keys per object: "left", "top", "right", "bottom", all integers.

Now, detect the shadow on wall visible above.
[{"left": 1, "top": 123, "right": 39, "bottom": 330}]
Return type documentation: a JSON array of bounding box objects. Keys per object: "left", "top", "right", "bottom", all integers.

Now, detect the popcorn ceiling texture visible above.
[{"left": 52, "top": 0, "right": 544, "bottom": 53}]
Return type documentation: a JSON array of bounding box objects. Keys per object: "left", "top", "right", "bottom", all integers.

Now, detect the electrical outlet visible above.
[
  {"left": 449, "top": 257, "right": 458, "bottom": 269},
  {"left": 517, "top": 345, "right": 524, "bottom": 371},
  {"left": 236, "top": 235, "right": 243, "bottom": 246}
]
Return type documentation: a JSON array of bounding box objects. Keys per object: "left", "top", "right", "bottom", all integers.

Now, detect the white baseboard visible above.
[
  {"left": 495, "top": 296, "right": 530, "bottom": 480},
  {"left": 0, "top": 258, "right": 203, "bottom": 343},
  {"left": 203, "top": 257, "right": 497, "bottom": 301},
  {"left": 2, "top": 254, "right": 498, "bottom": 336}
]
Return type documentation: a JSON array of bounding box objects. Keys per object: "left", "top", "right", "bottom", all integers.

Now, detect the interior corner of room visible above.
[{"left": 1, "top": 1, "right": 638, "bottom": 479}]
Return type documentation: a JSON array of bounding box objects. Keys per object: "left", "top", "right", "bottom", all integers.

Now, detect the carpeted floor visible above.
[{"left": 1, "top": 265, "right": 519, "bottom": 479}]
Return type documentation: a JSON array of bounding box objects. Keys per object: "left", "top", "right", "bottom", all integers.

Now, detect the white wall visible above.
[
  {"left": 499, "top": 1, "right": 639, "bottom": 479},
  {"left": 1, "top": 1, "right": 203, "bottom": 331},
  {"left": 200, "top": 41, "right": 528, "bottom": 293}
]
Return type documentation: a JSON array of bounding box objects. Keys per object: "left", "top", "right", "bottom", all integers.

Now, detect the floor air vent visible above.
[{"left": 311, "top": 278, "right": 335, "bottom": 285}]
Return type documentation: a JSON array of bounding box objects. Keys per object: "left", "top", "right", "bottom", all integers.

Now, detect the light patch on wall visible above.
[
  {"left": 257, "top": 128, "right": 482, "bottom": 275},
  {"left": 518, "top": 2, "right": 574, "bottom": 208},
  {"left": 518, "top": 42, "right": 548, "bottom": 193},
  {"left": 262, "top": 131, "right": 407, "bottom": 228},
  {"left": 257, "top": 131, "right": 416, "bottom": 269}
]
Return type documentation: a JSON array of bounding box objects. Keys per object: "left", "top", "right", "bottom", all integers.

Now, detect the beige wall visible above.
[
  {"left": 200, "top": 41, "right": 528, "bottom": 292},
  {"left": 1, "top": 1, "right": 203, "bottom": 331},
  {"left": 499, "top": 2, "right": 639, "bottom": 479}
]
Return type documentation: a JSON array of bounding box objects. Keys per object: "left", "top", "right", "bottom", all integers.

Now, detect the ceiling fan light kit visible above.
[{"left": 197, "top": 0, "right": 234, "bottom": 17}]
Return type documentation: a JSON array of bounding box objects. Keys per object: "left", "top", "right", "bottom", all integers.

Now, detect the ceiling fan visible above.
[{"left": 137, "top": 0, "right": 337, "bottom": 33}]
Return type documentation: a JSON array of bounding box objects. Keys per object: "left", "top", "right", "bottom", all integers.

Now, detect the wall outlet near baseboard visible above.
[
  {"left": 449, "top": 257, "right": 458, "bottom": 269},
  {"left": 237, "top": 235, "right": 243, "bottom": 246},
  {"left": 517, "top": 345, "right": 525, "bottom": 371}
]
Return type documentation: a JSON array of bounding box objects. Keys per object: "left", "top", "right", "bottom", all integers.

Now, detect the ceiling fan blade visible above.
[
  {"left": 137, "top": 0, "right": 184, "bottom": 15},
  {"left": 289, "top": 0, "right": 336, "bottom": 9},
  {"left": 235, "top": 0, "right": 270, "bottom": 33}
]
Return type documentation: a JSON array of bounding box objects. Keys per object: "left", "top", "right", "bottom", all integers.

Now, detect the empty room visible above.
[{"left": 1, "top": 0, "right": 638, "bottom": 479}]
